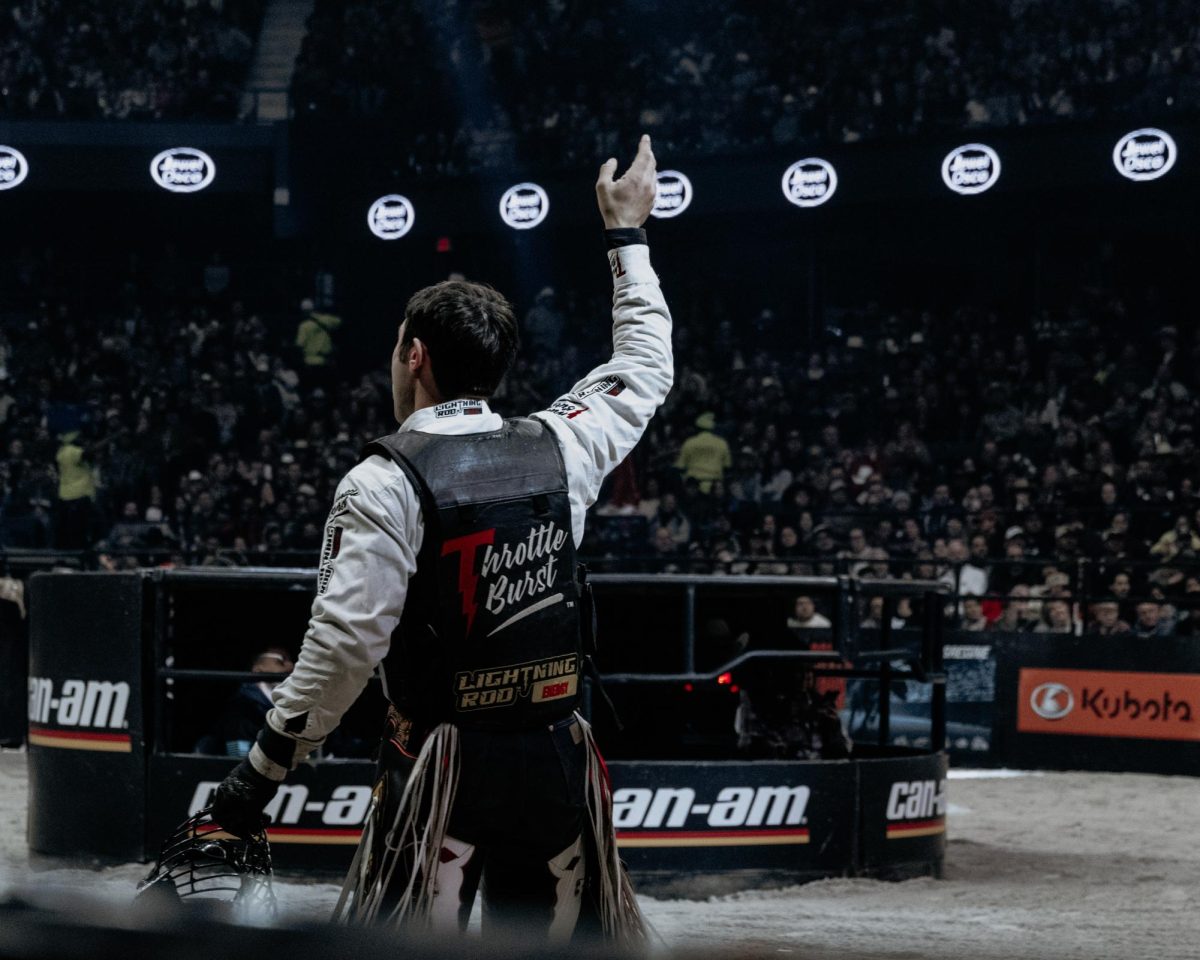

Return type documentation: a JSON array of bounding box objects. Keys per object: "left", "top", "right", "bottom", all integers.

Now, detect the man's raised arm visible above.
[{"left": 533, "top": 135, "right": 674, "bottom": 544}]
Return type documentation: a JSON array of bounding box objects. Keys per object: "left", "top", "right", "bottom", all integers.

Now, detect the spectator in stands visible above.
[
  {"left": 777, "top": 525, "right": 802, "bottom": 558},
  {"left": 1150, "top": 516, "right": 1200, "bottom": 562},
  {"left": 634, "top": 475, "right": 662, "bottom": 521},
  {"left": 53, "top": 430, "right": 96, "bottom": 550},
  {"left": 989, "top": 585, "right": 1040, "bottom": 632},
  {"left": 941, "top": 537, "right": 987, "bottom": 596},
  {"left": 675, "top": 412, "right": 731, "bottom": 493},
  {"left": 1088, "top": 598, "right": 1132, "bottom": 635},
  {"left": 968, "top": 534, "right": 992, "bottom": 578},
  {"left": 990, "top": 530, "right": 1034, "bottom": 593},
  {"left": 1035, "top": 599, "right": 1076, "bottom": 634},
  {"left": 1174, "top": 577, "right": 1200, "bottom": 636},
  {"left": 1108, "top": 570, "right": 1136, "bottom": 622},
  {"left": 294, "top": 299, "right": 342, "bottom": 386},
  {"left": 788, "top": 595, "right": 831, "bottom": 630},
  {"left": 728, "top": 447, "right": 763, "bottom": 506},
  {"left": 1133, "top": 602, "right": 1174, "bottom": 638},
  {"left": 841, "top": 527, "right": 872, "bottom": 575},
  {"left": 960, "top": 596, "right": 989, "bottom": 631},
  {"left": 651, "top": 491, "right": 691, "bottom": 548},
  {"left": 213, "top": 647, "right": 295, "bottom": 757},
  {"left": 760, "top": 449, "right": 794, "bottom": 504},
  {"left": 810, "top": 526, "right": 840, "bottom": 574},
  {"left": 860, "top": 596, "right": 908, "bottom": 630}
]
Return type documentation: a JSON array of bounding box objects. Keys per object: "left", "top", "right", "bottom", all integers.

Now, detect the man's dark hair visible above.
[{"left": 401, "top": 280, "right": 518, "bottom": 399}]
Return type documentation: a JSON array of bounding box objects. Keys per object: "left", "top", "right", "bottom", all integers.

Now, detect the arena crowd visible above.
[
  {"left": 0, "top": 242, "right": 1197, "bottom": 635},
  {"left": 0, "top": 0, "right": 263, "bottom": 120},
  {"left": 292, "top": 0, "right": 1200, "bottom": 175},
  {"left": 7, "top": 0, "right": 1197, "bottom": 165}
]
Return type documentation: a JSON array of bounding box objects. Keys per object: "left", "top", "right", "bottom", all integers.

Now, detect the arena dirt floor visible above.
[{"left": 0, "top": 751, "right": 1195, "bottom": 959}]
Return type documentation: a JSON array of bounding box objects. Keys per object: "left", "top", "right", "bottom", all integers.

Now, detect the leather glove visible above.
[{"left": 211, "top": 758, "right": 279, "bottom": 839}]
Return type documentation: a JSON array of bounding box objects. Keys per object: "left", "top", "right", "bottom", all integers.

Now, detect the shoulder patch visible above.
[
  {"left": 327, "top": 486, "right": 359, "bottom": 522},
  {"left": 434, "top": 399, "right": 485, "bottom": 418},
  {"left": 549, "top": 398, "right": 589, "bottom": 419},
  {"left": 575, "top": 375, "right": 626, "bottom": 399},
  {"left": 317, "top": 524, "right": 343, "bottom": 595}
]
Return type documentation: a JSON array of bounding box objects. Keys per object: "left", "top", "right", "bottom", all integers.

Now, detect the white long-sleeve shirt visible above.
[{"left": 251, "top": 244, "right": 672, "bottom": 779}]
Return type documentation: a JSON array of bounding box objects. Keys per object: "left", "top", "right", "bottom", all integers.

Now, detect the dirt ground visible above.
[{"left": 1, "top": 751, "right": 1196, "bottom": 959}]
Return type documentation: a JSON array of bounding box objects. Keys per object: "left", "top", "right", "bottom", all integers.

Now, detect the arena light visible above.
[
  {"left": 651, "top": 169, "right": 692, "bottom": 218},
  {"left": 499, "top": 182, "right": 549, "bottom": 229},
  {"left": 941, "top": 143, "right": 1001, "bottom": 195},
  {"left": 781, "top": 158, "right": 838, "bottom": 208},
  {"left": 367, "top": 194, "right": 415, "bottom": 240},
  {"left": 0, "top": 146, "right": 29, "bottom": 191},
  {"left": 1113, "top": 128, "right": 1177, "bottom": 182},
  {"left": 149, "top": 147, "right": 216, "bottom": 193}
]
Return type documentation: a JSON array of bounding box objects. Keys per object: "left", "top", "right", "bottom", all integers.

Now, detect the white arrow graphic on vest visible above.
[{"left": 486, "top": 592, "right": 565, "bottom": 637}]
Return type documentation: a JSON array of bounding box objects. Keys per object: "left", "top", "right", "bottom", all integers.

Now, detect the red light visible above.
[
  {"left": 729, "top": 684, "right": 740, "bottom": 694},
  {"left": 436, "top": 236, "right": 452, "bottom": 253},
  {"left": 683, "top": 682, "right": 694, "bottom": 693},
  {"left": 717, "top": 672, "right": 732, "bottom": 685}
]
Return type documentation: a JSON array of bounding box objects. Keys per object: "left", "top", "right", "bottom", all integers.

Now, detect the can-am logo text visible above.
[
  {"left": 499, "top": 183, "right": 549, "bottom": 229},
  {"left": 1113, "top": 128, "right": 1177, "bottom": 182},
  {"left": 28, "top": 677, "right": 129, "bottom": 729},
  {"left": 941, "top": 144, "right": 1001, "bottom": 195},
  {"left": 150, "top": 147, "right": 216, "bottom": 193},
  {"left": 613, "top": 785, "right": 809, "bottom": 829},
  {"left": 0, "top": 146, "right": 29, "bottom": 190},
  {"left": 367, "top": 194, "right": 415, "bottom": 240},
  {"left": 190, "top": 781, "right": 371, "bottom": 827},
  {"left": 781, "top": 158, "right": 838, "bottom": 208},
  {"left": 886, "top": 779, "right": 946, "bottom": 820},
  {"left": 1030, "top": 681, "right": 1075, "bottom": 720},
  {"left": 651, "top": 170, "right": 692, "bottom": 218}
]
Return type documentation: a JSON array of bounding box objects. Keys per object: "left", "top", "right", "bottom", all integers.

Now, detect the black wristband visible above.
[
  {"left": 255, "top": 723, "right": 298, "bottom": 769},
  {"left": 605, "top": 227, "right": 647, "bottom": 250}
]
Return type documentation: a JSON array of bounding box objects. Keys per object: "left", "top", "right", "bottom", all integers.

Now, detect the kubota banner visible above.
[{"left": 1017, "top": 668, "right": 1200, "bottom": 742}]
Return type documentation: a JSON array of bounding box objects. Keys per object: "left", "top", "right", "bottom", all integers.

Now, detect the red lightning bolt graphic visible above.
[{"left": 441, "top": 529, "right": 495, "bottom": 636}]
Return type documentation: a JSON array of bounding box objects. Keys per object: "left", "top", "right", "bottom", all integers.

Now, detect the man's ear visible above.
[{"left": 407, "top": 337, "right": 427, "bottom": 371}]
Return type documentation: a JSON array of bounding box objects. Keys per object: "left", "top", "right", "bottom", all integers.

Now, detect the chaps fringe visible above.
[
  {"left": 578, "top": 713, "right": 649, "bottom": 947},
  {"left": 332, "top": 715, "right": 647, "bottom": 946},
  {"left": 331, "top": 724, "right": 461, "bottom": 927}
]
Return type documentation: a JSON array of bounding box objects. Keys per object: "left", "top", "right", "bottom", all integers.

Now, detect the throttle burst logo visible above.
[{"left": 441, "top": 529, "right": 496, "bottom": 636}]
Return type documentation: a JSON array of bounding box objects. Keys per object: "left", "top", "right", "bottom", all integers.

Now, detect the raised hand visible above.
[{"left": 595, "top": 135, "right": 657, "bottom": 230}]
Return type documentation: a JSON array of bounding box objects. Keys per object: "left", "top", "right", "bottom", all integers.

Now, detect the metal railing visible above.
[{"left": 141, "top": 568, "right": 951, "bottom": 755}]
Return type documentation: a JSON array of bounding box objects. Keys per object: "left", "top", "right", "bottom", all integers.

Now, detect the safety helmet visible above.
[{"left": 136, "top": 808, "right": 276, "bottom": 919}]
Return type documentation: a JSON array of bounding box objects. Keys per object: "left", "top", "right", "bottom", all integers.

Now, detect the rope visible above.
[
  {"left": 577, "top": 712, "right": 650, "bottom": 948},
  {"left": 331, "top": 723, "right": 461, "bottom": 927}
]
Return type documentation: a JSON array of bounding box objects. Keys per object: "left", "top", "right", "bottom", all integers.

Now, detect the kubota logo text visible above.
[{"left": 1017, "top": 668, "right": 1200, "bottom": 742}]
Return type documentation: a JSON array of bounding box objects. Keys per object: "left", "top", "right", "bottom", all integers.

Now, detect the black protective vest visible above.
[{"left": 364, "top": 418, "right": 582, "bottom": 731}]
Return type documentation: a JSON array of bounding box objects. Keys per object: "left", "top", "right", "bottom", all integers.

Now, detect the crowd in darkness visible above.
[
  {"left": 292, "top": 0, "right": 1200, "bottom": 175},
  {"left": 1, "top": 242, "right": 1198, "bottom": 635},
  {"left": 0, "top": 0, "right": 263, "bottom": 120},
  {"left": 5, "top": 1, "right": 1197, "bottom": 150}
]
